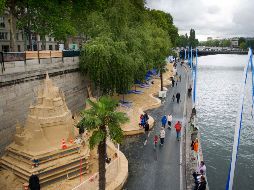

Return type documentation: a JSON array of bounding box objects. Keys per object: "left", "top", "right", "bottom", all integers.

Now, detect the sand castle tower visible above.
[{"left": 1, "top": 73, "right": 90, "bottom": 185}]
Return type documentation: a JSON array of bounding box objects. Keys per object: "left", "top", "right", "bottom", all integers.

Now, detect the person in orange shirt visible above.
[
  {"left": 174, "top": 121, "right": 182, "bottom": 141},
  {"left": 193, "top": 139, "right": 199, "bottom": 160}
]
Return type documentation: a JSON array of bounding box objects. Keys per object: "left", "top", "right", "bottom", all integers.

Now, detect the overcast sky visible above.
[{"left": 146, "top": 0, "right": 254, "bottom": 41}]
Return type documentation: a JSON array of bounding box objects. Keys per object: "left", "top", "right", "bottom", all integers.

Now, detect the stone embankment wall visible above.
[{"left": 0, "top": 57, "right": 88, "bottom": 154}]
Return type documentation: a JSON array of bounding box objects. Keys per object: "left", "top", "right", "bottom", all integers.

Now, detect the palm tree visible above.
[{"left": 77, "top": 96, "right": 128, "bottom": 190}]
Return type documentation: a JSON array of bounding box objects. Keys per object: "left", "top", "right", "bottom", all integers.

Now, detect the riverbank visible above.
[
  {"left": 120, "top": 61, "right": 186, "bottom": 189},
  {"left": 182, "top": 61, "right": 209, "bottom": 190},
  {"left": 113, "top": 63, "right": 173, "bottom": 135}
]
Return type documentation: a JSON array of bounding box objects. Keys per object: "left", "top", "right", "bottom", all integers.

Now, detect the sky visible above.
[{"left": 146, "top": 0, "right": 254, "bottom": 41}]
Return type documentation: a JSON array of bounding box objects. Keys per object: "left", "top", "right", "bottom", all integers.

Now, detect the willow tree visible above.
[
  {"left": 80, "top": 36, "right": 136, "bottom": 95},
  {"left": 148, "top": 9, "right": 178, "bottom": 47},
  {"left": 77, "top": 96, "right": 128, "bottom": 190},
  {"left": 144, "top": 10, "right": 173, "bottom": 91}
]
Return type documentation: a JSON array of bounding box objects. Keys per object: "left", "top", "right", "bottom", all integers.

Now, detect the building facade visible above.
[
  {"left": 230, "top": 37, "right": 239, "bottom": 48},
  {"left": 0, "top": 15, "right": 58, "bottom": 52}
]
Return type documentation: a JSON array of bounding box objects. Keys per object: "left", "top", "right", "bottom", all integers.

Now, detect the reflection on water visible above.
[{"left": 196, "top": 54, "right": 254, "bottom": 190}]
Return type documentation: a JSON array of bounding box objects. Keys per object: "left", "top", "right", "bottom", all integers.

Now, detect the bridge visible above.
[{"left": 179, "top": 50, "right": 248, "bottom": 57}]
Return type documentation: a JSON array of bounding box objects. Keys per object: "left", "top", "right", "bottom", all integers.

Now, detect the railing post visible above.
[
  {"left": 50, "top": 51, "right": 52, "bottom": 64},
  {"left": 38, "top": 50, "right": 40, "bottom": 64},
  {"left": 0, "top": 51, "right": 5, "bottom": 73},
  {"left": 73, "top": 50, "right": 74, "bottom": 62},
  {"left": 62, "top": 51, "right": 64, "bottom": 63},
  {"left": 24, "top": 51, "right": 26, "bottom": 65}
]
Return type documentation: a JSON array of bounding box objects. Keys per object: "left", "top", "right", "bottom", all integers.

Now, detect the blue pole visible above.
[
  {"left": 225, "top": 49, "right": 252, "bottom": 190},
  {"left": 250, "top": 49, "right": 254, "bottom": 117},
  {"left": 191, "top": 47, "right": 193, "bottom": 69},
  {"left": 193, "top": 48, "right": 198, "bottom": 104},
  {"left": 187, "top": 48, "right": 190, "bottom": 66}
]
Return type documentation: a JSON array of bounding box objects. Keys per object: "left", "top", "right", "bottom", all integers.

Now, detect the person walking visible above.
[
  {"left": 161, "top": 115, "right": 167, "bottom": 128},
  {"left": 153, "top": 134, "right": 159, "bottom": 149},
  {"left": 172, "top": 95, "right": 175, "bottom": 102},
  {"left": 29, "top": 174, "right": 40, "bottom": 190},
  {"left": 139, "top": 114, "right": 145, "bottom": 128},
  {"left": 188, "top": 85, "right": 192, "bottom": 98},
  {"left": 143, "top": 112, "right": 149, "bottom": 123},
  {"left": 176, "top": 92, "right": 181, "bottom": 103},
  {"left": 159, "top": 127, "right": 166, "bottom": 146},
  {"left": 171, "top": 78, "right": 175, "bottom": 87},
  {"left": 167, "top": 113, "right": 172, "bottom": 129},
  {"left": 179, "top": 75, "right": 181, "bottom": 82},
  {"left": 144, "top": 122, "right": 150, "bottom": 140},
  {"left": 174, "top": 121, "right": 182, "bottom": 141}
]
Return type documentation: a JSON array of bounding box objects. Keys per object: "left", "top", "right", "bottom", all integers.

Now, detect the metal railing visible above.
[{"left": 72, "top": 157, "right": 119, "bottom": 190}]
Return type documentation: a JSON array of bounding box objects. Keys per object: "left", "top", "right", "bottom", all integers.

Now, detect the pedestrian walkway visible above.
[{"left": 121, "top": 63, "right": 189, "bottom": 190}]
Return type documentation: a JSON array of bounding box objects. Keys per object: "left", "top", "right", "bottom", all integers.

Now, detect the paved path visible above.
[{"left": 121, "top": 63, "right": 190, "bottom": 190}]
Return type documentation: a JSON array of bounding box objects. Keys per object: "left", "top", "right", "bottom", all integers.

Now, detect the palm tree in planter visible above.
[{"left": 77, "top": 96, "right": 128, "bottom": 190}]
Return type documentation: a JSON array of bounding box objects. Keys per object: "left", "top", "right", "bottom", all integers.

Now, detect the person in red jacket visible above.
[
  {"left": 174, "top": 121, "right": 182, "bottom": 141},
  {"left": 153, "top": 134, "right": 159, "bottom": 149}
]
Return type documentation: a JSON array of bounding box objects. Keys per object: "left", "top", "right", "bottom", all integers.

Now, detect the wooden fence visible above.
[{"left": 25, "top": 51, "right": 63, "bottom": 60}]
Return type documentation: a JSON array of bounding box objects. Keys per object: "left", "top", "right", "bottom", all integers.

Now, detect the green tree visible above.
[
  {"left": 77, "top": 96, "right": 128, "bottom": 190},
  {"left": 213, "top": 40, "right": 220, "bottom": 47},
  {"left": 85, "top": 11, "right": 110, "bottom": 39},
  {"left": 79, "top": 1, "right": 175, "bottom": 95},
  {"left": 18, "top": 0, "right": 75, "bottom": 49},
  {"left": 239, "top": 42, "right": 247, "bottom": 50},
  {"left": 222, "top": 39, "right": 231, "bottom": 47},
  {"left": 176, "top": 34, "right": 189, "bottom": 48},
  {"left": 80, "top": 36, "right": 136, "bottom": 95},
  {"left": 238, "top": 37, "right": 246, "bottom": 45},
  {"left": 3, "top": 0, "right": 75, "bottom": 51},
  {"left": 3, "top": 0, "right": 22, "bottom": 51},
  {"left": 246, "top": 40, "right": 254, "bottom": 49},
  {"left": 189, "top": 28, "right": 197, "bottom": 48},
  {"left": 147, "top": 9, "right": 178, "bottom": 46},
  {"left": 0, "top": 0, "right": 5, "bottom": 14}
]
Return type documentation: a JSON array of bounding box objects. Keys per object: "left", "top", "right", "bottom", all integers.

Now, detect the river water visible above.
[{"left": 196, "top": 54, "right": 254, "bottom": 190}]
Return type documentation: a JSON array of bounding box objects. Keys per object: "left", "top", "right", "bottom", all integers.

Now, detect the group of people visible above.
[
  {"left": 172, "top": 92, "right": 181, "bottom": 103},
  {"left": 171, "top": 73, "right": 181, "bottom": 88},
  {"left": 189, "top": 107, "right": 207, "bottom": 189},
  {"left": 139, "top": 112, "right": 150, "bottom": 140},
  {"left": 152, "top": 114, "right": 182, "bottom": 148},
  {"left": 171, "top": 64, "right": 181, "bottom": 104},
  {"left": 192, "top": 161, "right": 207, "bottom": 190}
]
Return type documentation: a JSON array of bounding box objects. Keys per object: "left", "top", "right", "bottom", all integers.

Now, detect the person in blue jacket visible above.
[{"left": 161, "top": 115, "right": 167, "bottom": 128}]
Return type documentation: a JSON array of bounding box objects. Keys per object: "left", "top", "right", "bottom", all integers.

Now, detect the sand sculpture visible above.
[{"left": 1, "top": 73, "right": 90, "bottom": 186}]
